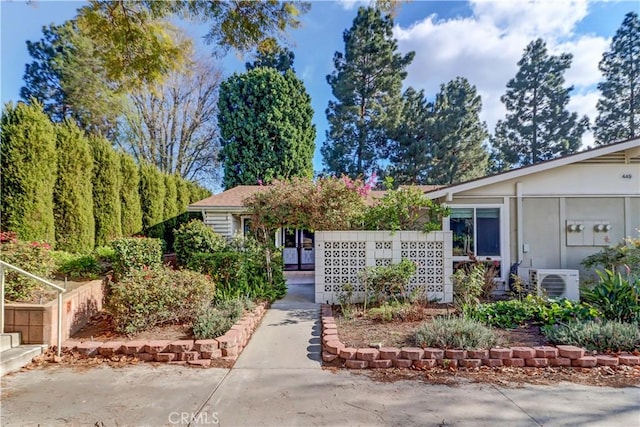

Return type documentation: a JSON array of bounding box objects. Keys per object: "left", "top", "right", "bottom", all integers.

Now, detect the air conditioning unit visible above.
[{"left": 529, "top": 269, "right": 580, "bottom": 301}]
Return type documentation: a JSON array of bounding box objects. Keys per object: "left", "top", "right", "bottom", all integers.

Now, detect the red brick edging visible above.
[
  {"left": 59, "top": 302, "right": 269, "bottom": 367},
  {"left": 320, "top": 304, "right": 640, "bottom": 370}
]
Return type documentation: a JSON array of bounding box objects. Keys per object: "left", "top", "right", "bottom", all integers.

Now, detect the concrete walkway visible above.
[{"left": 1, "top": 283, "right": 639, "bottom": 426}]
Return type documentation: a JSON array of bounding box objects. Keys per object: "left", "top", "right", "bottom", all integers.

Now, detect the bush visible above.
[
  {"left": 0, "top": 235, "right": 56, "bottom": 301},
  {"left": 358, "top": 259, "right": 417, "bottom": 307},
  {"left": 452, "top": 258, "right": 498, "bottom": 308},
  {"left": 105, "top": 267, "right": 215, "bottom": 335},
  {"left": 464, "top": 295, "right": 600, "bottom": 328},
  {"left": 173, "top": 220, "right": 226, "bottom": 266},
  {"left": 582, "top": 235, "right": 640, "bottom": 275},
  {"left": 581, "top": 270, "right": 639, "bottom": 323},
  {"left": 187, "top": 236, "right": 286, "bottom": 302},
  {"left": 192, "top": 299, "right": 245, "bottom": 340},
  {"left": 367, "top": 300, "right": 427, "bottom": 322},
  {"left": 542, "top": 320, "right": 640, "bottom": 353},
  {"left": 93, "top": 245, "right": 116, "bottom": 263},
  {"left": 52, "top": 251, "right": 101, "bottom": 280},
  {"left": 414, "top": 316, "right": 501, "bottom": 349},
  {"left": 110, "top": 237, "right": 162, "bottom": 277}
]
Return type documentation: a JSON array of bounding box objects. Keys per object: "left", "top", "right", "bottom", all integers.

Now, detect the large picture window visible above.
[{"left": 450, "top": 207, "right": 500, "bottom": 257}]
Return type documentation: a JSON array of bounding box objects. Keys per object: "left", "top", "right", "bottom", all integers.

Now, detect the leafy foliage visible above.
[
  {"left": 192, "top": 299, "right": 245, "bottom": 340},
  {"left": 138, "top": 162, "right": 166, "bottom": 239},
  {"left": 173, "top": 220, "right": 226, "bottom": 266},
  {"left": 492, "top": 39, "right": 588, "bottom": 170},
  {"left": 91, "top": 135, "right": 123, "bottom": 246},
  {"left": 367, "top": 300, "right": 429, "bottom": 322},
  {"left": 218, "top": 66, "right": 315, "bottom": 189},
  {"left": 414, "top": 316, "right": 501, "bottom": 350},
  {"left": 363, "top": 178, "right": 450, "bottom": 233},
  {"left": 245, "top": 176, "right": 369, "bottom": 235},
  {"left": 52, "top": 251, "right": 102, "bottom": 280},
  {"left": 53, "top": 120, "right": 95, "bottom": 253},
  {"left": 358, "top": 259, "right": 417, "bottom": 307},
  {"left": 594, "top": 12, "right": 640, "bottom": 144},
  {"left": 186, "top": 237, "right": 286, "bottom": 302},
  {"left": 581, "top": 235, "right": 640, "bottom": 275},
  {"left": 119, "top": 152, "right": 143, "bottom": 237},
  {"left": 323, "top": 7, "right": 414, "bottom": 177},
  {"left": 451, "top": 257, "right": 499, "bottom": 308},
  {"left": 542, "top": 320, "right": 640, "bottom": 353},
  {"left": 0, "top": 234, "right": 56, "bottom": 302},
  {"left": 105, "top": 266, "right": 215, "bottom": 335},
  {"left": 110, "top": 237, "right": 163, "bottom": 277},
  {"left": 0, "top": 102, "right": 57, "bottom": 244},
  {"left": 581, "top": 270, "right": 639, "bottom": 323}
]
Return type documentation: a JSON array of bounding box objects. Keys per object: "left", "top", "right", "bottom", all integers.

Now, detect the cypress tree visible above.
[
  {"left": 119, "top": 151, "right": 143, "bottom": 236},
  {"left": 0, "top": 101, "right": 57, "bottom": 243},
  {"left": 594, "top": 12, "right": 640, "bottom": 145},
  {"left": 90, "top": 135, "right": 122, "bottom": 246},
  {"left": 175, "top": 176, "right": 191, "bottom": 214},
  {"left": 139, "top": 162, "right": 166, "bottom": 239},
  {"left": 53, "top": 120, "right": 95, "bottom": 253},
  {"left": 163, "top": 174, "right": 178, "bottom": 222}
]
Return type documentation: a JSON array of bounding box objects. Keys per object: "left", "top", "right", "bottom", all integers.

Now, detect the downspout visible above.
[{"left": 516, "top": 182, "right": 524, "bottom": 264}]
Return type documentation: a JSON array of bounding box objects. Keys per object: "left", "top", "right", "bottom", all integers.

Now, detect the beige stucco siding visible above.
[{"left": 521, "top": 198, "right": 561, "bottom": 270}]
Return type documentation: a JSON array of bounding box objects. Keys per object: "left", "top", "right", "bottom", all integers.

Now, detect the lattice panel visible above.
[
  {"left": 322, "top": 241, "right": 366, "bottom": 293},
  {"left": 400, "top": 241, "right": 445, "bottom": 293}
]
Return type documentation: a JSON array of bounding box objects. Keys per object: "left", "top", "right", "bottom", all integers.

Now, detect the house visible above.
[{"left": 426, "top": 137, "right": 640, "bottom": 290}]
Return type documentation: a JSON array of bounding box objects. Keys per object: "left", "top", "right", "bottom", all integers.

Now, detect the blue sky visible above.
[{"left": 1, "top": 0, "right": 637, "bottom": 176}]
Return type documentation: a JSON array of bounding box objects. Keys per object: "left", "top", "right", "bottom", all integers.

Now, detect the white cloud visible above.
[{"left": 394, "top": 0, "right": 607, "bottom": 148}]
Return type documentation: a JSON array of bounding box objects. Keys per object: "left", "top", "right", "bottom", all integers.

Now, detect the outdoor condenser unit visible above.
[{"left": 529, "top": 269, "right": 580, "bottom": 301}]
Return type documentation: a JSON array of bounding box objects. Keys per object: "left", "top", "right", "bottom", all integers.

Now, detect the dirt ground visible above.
[{"left": 71, "top": 312, "right": 193, "bottom": 341}]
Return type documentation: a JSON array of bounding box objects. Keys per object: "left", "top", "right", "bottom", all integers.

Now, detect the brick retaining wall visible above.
[
  {"left": 59, "top": 302, "right": 268, "bottom": 367},
  {"left": 320, "top": 305, "right": 640, "bottom": 370}
]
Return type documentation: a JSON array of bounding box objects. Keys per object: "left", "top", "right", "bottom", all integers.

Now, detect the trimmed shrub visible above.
[
  {"left": 105, "top": 267, "right": 215, "bottom": 335},
  {"left": 139, "top": 162, "right": 165, "bottom": 239},
  {"left": 110, "top": 237, "right": 162, "bottom": 277},
  {"left": 542, "top": 320, "right": 640, "bottom": 353},
  {"left": 192, "top": 299, "right": 245, "bottom": 339},
  {"left": 52, "top": 251, "right": 101, "bottom": 280},
  {"left": 119, "top": 152, "right": 143, "bottom": 237},
  {"left": 91, "top": 135, "right": 122, "bottom": 246},
  {"left": 414, "top": 316, "right": 501, "bottom": 349},
  {"left": 0, "top": 101, "right": 57, "bottom": 243},
  {"left": 93, "top": 245, "right": 116, "bottom": 263},
  {"left": 173, "top": 220, "right": 226, "bottom": 266},
  {"left": 358, "top": 259, "right": 417, "bottom": 307},
  {"left": 53, "top": 120, "right": 95, "bottom": 253},
  {"left": 0, "top": 233, "right": 56, "bottom": 301}
]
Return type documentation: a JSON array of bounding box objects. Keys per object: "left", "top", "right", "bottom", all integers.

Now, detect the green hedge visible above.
[
  {"left": 139, "top": 162, "right": 166, "bottom": 239},
  {"left": 173, "top": 220, "right": 225, "bottom": 265},
  {"left": 119, "top": 152, "right": 143, "bottom": 237},
  {"left": 110, "top": 237, "right": 163, "bottom": 277},
  {"left": 91, "top": 135, "right": 122, "bottom": 246}
]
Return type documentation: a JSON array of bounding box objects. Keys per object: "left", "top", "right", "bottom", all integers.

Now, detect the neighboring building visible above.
[{"left": 426, "top": 137, "right": 640, "bottom": 289}]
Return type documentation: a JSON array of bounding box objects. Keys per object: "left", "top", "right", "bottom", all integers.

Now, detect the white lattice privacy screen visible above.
[{"left": 314, "top": 231, "right": 453, "bottom": 304}]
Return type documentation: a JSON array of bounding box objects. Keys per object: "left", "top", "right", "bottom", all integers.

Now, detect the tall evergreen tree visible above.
[
  {"left": 218, "top": 66, "right": 315, "bottom": 189},
  {"left": 322, "top": 7, "right": 414, "bottom": 177},
  {"left": 119, "top": 151, "right": 143, "bottom": 237},
  {"left": 139, "top": 162, "right": 166, "bottom": 238},
  {"left": 91, "top": 136, "right": 122, "bottom": 246},
  {"left": 53, "top": 120, "right": 95, "bottom": 253},
  {"left": 387, "top": 88, "right": 432, "bottom": 184},
  {"left": 246, "top": 43, "right": 295, "bottom": 74},
  {"left": 0, "top": 102, "right": 57, "bottom": 243},
  {"left": 492, "top": 39, "right": 588, "bottom": 170},
  {"left": 428, "top": 77, "right": 489, "bottom": 185},
  {"left": 594, "top": 12, "right": 640, "bottom": 145}
]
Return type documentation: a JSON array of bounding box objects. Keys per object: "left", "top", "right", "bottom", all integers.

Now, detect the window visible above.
[{"left": 450, "top": 207, "right": 500, "bottom": 257}]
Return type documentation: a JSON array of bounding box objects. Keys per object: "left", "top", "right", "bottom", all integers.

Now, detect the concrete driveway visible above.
[{"left": 2, "top": 284, "right": 639, "bottom": 426}]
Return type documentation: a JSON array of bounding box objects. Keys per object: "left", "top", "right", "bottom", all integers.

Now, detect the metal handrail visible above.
[{"left": 0, "top": 260, "right": 65, "bottom": 356}]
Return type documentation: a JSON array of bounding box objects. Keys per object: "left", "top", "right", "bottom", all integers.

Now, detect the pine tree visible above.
[
  {"left": 119, "top": 151, "right": 143, "bottom": 237},
  {"left": 91, "top": 136, "right": 122, "bottom": 246},
  {"left": 428, "top": 77, "right": 489, "bottom": 185},
  {"left": 492, "top": 39, "right": 588, "bottom": 169},
  {"left": 53, "top": 120, "right": 95, "bottom": 253},
  {"left": 387, "top": 88, "right": 432, "bottom": 184},
  {"left": 0, "top": 102, "right": 57, "bottom": 243},
  {"left": 139, "top": 162, "right": 166, "bottom": 238},
  {"left": 322, "top": 7, "right": 414, "bottom": 177},
  {"left": 246, "top": 44, "right": 295, "bottom": 74},
  {"left": 218, "top": 67, "right": 315, "bottom": 189},
  {"left": 594, "top": 12, "right": 640, "bottom": 145}
]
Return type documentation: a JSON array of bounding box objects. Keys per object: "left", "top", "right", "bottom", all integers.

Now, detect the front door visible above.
[{"left": 282, "top": 229, "right": 315, "bottom": 270}]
